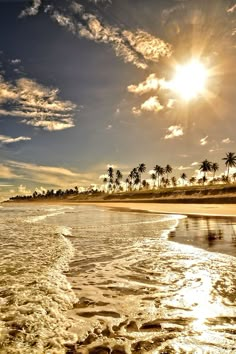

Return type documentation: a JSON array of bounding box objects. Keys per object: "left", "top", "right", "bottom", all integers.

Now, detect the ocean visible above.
[{"left": 0, "top": 204, "right": 236, "bottom": 354}]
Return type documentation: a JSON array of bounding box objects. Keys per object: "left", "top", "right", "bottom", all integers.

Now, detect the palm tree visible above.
[
  {"left": 142, "top": 179, "right": 147, "bottom": 189},
  {"left": 154, "top": 165, "right": 165, "bottom": 187},
  {"left": 180, "top": 173, "right": 187, "bottom": 186},
  {"left": 138, "top": 163, "right": 146, "bottom": 188},
  {"left": 211, "top": 162, "right": 219, "bottom": 178},
  {"left": 107, "top": 166, "right": 114, "bottom": 192},
  {"left": 171, "top": 176, "right": 177, "bottom": 187},
  {"left": 199, "top": 160, "right": 212, "bottom": 185},
  {"left": 151, "top": 173, "right": 157, "bottom": 188},
  {"left": 107, "top": 166, "right": 114, "bottom": 179},
  {"left": 115, "top": 178, "right": 121, "bottom": 191},
  {"left": 116, "top": 170, "right": 123, "bottom": 181},
  {"left": 189, "top": 176, "right": 196, "bottom": 185},
  {"left": 129, "top": 168, "right": 138, "bottom": 189},
  {"left": 233, "top": 172, "right": 236, "bottom": 183},
  {"left": 134, "top": 176, "right": 141, "bottom": 189},
  {"left": 222, "top": 152, "right": 236, "bottom": 179},
  {"left": 125, "top": 177, "right": 130, "bottom": 191},
  {"left": 165, "top": 164, "right": 172, "bottom": 180},
  {"left": 138, "top": 163, "right": 146, "bottom": 177}
]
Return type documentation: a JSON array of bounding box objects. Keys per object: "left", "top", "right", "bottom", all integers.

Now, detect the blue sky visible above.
[{"left": 0, "top": 0, "right": 236, "bottom": 199}]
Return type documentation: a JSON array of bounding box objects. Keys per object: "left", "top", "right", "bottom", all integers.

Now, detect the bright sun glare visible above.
[{"left": 172, "top": 60, "right": 208, "bottom": 101}]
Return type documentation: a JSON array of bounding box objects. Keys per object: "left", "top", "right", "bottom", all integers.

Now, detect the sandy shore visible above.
[{"left": 92, "top": 202, "right": 236, "bottom": 217}]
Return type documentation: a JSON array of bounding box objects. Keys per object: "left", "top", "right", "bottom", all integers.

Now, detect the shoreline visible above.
[
  {"left": 2, "top": 200, "right": 236, "bottom": 218},
  {"left": 90, "top": 202, "right": 236, "bottom": 218}
]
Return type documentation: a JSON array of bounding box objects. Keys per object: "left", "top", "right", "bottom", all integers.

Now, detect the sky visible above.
[{"left": 0, "top": 0, "right": 236, "bottom": 199}]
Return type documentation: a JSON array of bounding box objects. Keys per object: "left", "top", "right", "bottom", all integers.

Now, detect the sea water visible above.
[{"left": 0, "top": 204, "right": 236, "bottom": 353}]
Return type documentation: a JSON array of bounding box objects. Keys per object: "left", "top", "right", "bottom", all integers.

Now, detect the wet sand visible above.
[{"left": 92, "top": 202, "right": 236, "bottom": 217}]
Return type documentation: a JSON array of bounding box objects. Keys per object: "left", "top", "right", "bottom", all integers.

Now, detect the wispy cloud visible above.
[
  {"left": 164, "top": 125, "right": 183, "bottom": 139},
  {"left": 200, "top": 135, "right": 208, "bottom": 146},
  {"left": 0, "top": 164, "right": 18, "bottom": 179},
  {"left": 0, "top": 134, "right": 31, "bottom": 145},
  {"left": 177, "top": 165, "right": 192, "bottom": 171},
  {"left": 222, "top": 137, "right": 233, "bottom": 144},
  {"left": 48, "top": 2, "right": 172, "bottom": 69},
  {"left": 0, "top": 75, "right": 77, "bottom": 131},
  {"left": 10, "top": 59, "right": 21, "bottom": 65},
  {"left": 19, "top": 0, "right": 42, "bottom": 18},
  {"left": 5, "top": 160, "right": 97, "bottom": 188},
  {"left": 227, "top": 4, "right": 236, "bottom": 13}
]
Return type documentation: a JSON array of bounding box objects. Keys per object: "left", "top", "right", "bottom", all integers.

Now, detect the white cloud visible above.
[
  {"left": 167, "top": 98, "right": 176, "bottom": 109},
  {"left": 222, "top": 138, "right": 232, "bottom": 144},
  {"left": 11, "top": 59, "right": 21, "bottom": 65},
  {"left": 50, "top": 6, "right": 172, "bottom": 70},
  {"left": 141, "top": 96, "right": 164, "bottom": 113},
  {"left": 177, "top": 165, "right": 192, "bottom": 171},
  {"left": 227, "top": 4, "right": 236, "bottom": 13},
  {"left": 191, "top": 162, "right": 199, "bottom": 166},
  {"left": 127, "top": 74, "right": 170, "bottom": 95},
  {"left": 0, "top": 75, "right": 76, "bottom": 131},
  {"left": 164, "top": 125, "right": 183, "bottom": 139},
  {"left": 200, "top": 135, "right": 208, "bottom": 146},
  {"left": 0, "top": 134, "right": 31, "bottom": 145},
  {"left": 19, "top": 0, "right": 42, "bottom": 18}
]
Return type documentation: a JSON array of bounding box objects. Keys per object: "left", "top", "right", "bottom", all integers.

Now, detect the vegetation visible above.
[{"left": 8, "top": 152, "right": 236, "bottom": 201}]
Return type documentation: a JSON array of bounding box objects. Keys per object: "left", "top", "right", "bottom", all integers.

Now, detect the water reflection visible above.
[{"left": 169, "top": 216, "right": 236, "bottom": 256}]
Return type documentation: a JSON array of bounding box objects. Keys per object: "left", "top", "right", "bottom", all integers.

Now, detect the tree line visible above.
[{"left": 9, "top": 152, "right": 236, "bottom": 200}]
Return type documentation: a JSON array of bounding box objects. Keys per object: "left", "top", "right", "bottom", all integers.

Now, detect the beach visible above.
[
  {"left": 1, "top": 203, "right": 236, "bottom": 353},
  {"left": 91, "top": 202, "right": 236, "bottom": 217}
]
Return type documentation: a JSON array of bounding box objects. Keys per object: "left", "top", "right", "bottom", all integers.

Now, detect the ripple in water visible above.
[{"left": 1, "top": 205, "right": 236, "bottom": 353}]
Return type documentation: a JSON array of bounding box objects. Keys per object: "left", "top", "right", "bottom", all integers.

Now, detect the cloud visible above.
[
  {"left": 132, "top": 107, "right": 142, "bottom": 116},
  {"left": 191, "top": 162, "right": 199, "bottom": 166},
  {"left": 166, "top": 98, "right": 176, "bottom": 109},
  {"left": 140, "top": 96, "right": 164, "bottom": 113},
  {"left": 200, "top": 135, "right": 208, "bottom": 146},
  {"left": 19, "top": 0, "right": 42, "bottom": 18},
  {"left": 227, "top": 4, "right": 236, "bottom": 13},
  {"left": 128, "top": 74, "right": 160, "bottom": 95},
  {"left": 177, "top": 165, "right": 192, "bottom": 171},
  {"left": 10, "top": 59, "right": 21, "bottom": 65},
  {"left": 49, "top": 4, "right": 172, "bottom": 69},
  {"left": 0, "top": 134, "right": 31, "bottom": 145},
  {"left": 0, "top": 75, "right": 76, "bottom": 131},
  {"left": 5, "top": 160, "right": 97, "bottom": 188},
  {"left": 164, "top": 125, "right": 183, "bottom": 139},
  {"left": 0, "top": 164, "right": 18, "bottom": 179},
  {"left": 127, "top": 74, "right": 170, "bottom": 95},
  {"left": 222, "top": 137, "right": 233, "bottom": 144}
]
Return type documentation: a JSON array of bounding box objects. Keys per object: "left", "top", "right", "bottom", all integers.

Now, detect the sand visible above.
[{"left": 91, "top": 202, "right": 236, "bottom": 217}]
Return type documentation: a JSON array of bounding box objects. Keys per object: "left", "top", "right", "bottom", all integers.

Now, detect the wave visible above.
[{"left": 0, "top": 213, "right": 77, "bottom": 354}]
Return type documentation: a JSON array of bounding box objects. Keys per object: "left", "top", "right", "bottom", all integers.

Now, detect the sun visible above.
[{"left": 171, "top": 60, "right": 208, "bottom": 101}]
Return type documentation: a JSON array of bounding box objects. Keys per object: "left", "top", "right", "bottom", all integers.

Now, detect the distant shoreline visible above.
[
  {"left": 89, "top": 202, "right": 236, "bottom": 218},
  {"left": 2, "top": 199, "right": 236, "bottom": 217}
]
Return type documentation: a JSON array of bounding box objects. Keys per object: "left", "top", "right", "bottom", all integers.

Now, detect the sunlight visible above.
[{"left": 171, "top": 60, "right": 208, "bottom": 101}]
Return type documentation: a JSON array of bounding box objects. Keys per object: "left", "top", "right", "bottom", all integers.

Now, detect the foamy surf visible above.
[
  {"left": 0, "top": 206, "right": 77, "bottom": 354},
  {"left": 1, "top": 204, "right": 236, "bottom": 353}
]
